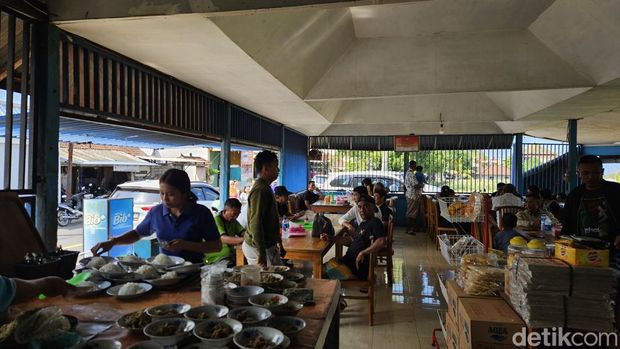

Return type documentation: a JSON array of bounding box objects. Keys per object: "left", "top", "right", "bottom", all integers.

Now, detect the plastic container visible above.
[
  {"left": 201, "top": 263, "right": 227, "bottom": 305},
  {"left": 522, "top": 248, "right": 548, "bottom": 258},
  {"left": 507, "top": 245, "right": 525, "bottom": 267},
  {"left": 240, "top": 265, "right": 261, "bottom": 286},
  {"left": 282, "top": 217, "right": 290, "bottom": 240}
]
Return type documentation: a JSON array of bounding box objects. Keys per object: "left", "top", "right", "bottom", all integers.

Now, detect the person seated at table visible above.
[
  {"left": 362, "top": 177, "right": 373, "bottom": 196},
  {"left": 204, "top": 198, "right": 246, "bottom": 266},
  {"left": 324, "top": 196, "right": 386, "bottom": 281},
  {"left": 372, "top": 187, "right": 392, "bottom": 226},
  {"left": 491, "top": 184, "right": 522, "bottom": 211},
  {"left": 1, "top": 275, "right": 74, "bottom": 314},
  {"left": 527, "top": 185, "right": 540, "bottom": 198},
  {"left": 494, "top": 213, "right": 529, "bottom": 254},
  {"left": 438, "top": 185, "right": 451, "bottom": 198},
  {"left": 274, "top": 185, "right": 305, "bottom": 221},
  {"left": 540, "top": 189, "right": 561, "bottom": 218},
  {"left": 338, "top": 186, "right": 382, "bottom": 232},
  {"left": 516, "top": 193, "right": 559, "bottom": 231},
  {"left": 492, "top": 182, "right": 506, "bottom": 197},
  {"left": 91, "top": 168, "right": 222, "bottom": 263},
  {"left": 300, "top": 180, "right": 324, "bottom": 211}
]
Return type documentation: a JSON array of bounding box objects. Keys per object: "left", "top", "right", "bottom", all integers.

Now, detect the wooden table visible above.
[
  {"left": 310, "top": 200, "right": 351, "bottom": 214},
  {"left": 236, "top": 235, "right": 334, "bottom": 279},
  {"left": 9, "top": 278, "right": 341, "bottom": 349}
]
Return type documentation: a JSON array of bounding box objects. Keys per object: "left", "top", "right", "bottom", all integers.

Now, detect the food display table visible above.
[{"left": 9, "top": 278, "right": 341, "bottom": 349}]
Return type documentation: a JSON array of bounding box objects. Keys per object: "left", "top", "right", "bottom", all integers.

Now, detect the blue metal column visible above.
[
  {"left": 278, "top": 126, "right": 285, "bottom": 185},
  {"left": 567, "top": 119, "right": 579, "bottom": 191},
  {"left": 34, "top": 24, "right": 60, "bottom": 250},
  {"left": 512, "top": 134, "right": 524, "bottom": 194},
  {"left": 219, "top": 103, "right": 232, "bottom": 210}
]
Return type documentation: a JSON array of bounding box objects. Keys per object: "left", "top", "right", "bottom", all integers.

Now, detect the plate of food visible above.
[
  {"left": 193, "top": 318, "right": 242, "bottom": 347},
  {"left": 226, "top": 306, "right": 271, "bottom": 327},
  {"left": 74, "top": 280, "right": 111, "bottom": 297},
  {"left": 106, "top": 282, "right": 152, "bottom": 299},
  {"left": 145, "top": 271, "right": 185, "bottom": 287},
  {"left": 134, "top": 265, "right": 161, "bottom": 280},
  {"left": 263, "top": 265, "right": 290, "bottom": 273},
  {"left": 79, "top": 256, "right": 116, "bottom": 269},
  {"left": 143, "top": 318, "right": 195, "bottom": 346},
  {"left": 269, "top": 316, "right": 306, "bottom": 339},
  {"left": 184, "top": 305, "right": 229, "bottom": 322},
  {"left": 118, "top": 254, "right": 146, "bottom": 268},
  {"left": 146, "top": 254, "right": 185, "bottom": 269},
  {"left": 260, "top": 273, "right": 284, "bottom": 287},
  {"left": 248, "top": 294, "right": 288, "bottom": 311},
  {"left": 166, "top": 262, "right": 202, "bottom": 274},
  {"left": 233, "top": 327, "right": 284, "bottom": 349},
  {"left": 105, "top": 272, "right": 144, "bottom": 284},
  {"left": 146, "top": 303, "right": 191, "bottom": 319},
  {"left": 117, "top": 310, "right": 152, "bottom": 333},
  {"left": 98, "top": 262, "right": 129, "bottom": 279}
]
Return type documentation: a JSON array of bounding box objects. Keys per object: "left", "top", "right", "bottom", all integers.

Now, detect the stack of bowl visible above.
[{"left": 226, "top": 286, "right": 264, "bottom": 307}]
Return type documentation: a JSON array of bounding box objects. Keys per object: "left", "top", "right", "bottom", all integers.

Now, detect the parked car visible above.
[
  {"left": 322, "top": 171, "right": 442, "bottom": 193},
  {"left": 110, "top": 180, "right": 221, "bottom": 228}
]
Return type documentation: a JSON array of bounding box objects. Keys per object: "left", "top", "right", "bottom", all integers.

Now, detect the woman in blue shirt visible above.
[{"left": 91, "top": 169, "right": 222, "bottom": 263}]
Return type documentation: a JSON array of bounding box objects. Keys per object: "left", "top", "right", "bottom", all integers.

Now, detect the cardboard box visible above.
[
  {"left": 555, "top": 241, "right": 609, "bottom": 267},
  {"left": 446, "top": 279, "right": 496, "bottom": 322},
  {"left": 445, "top": 310, "right": 459, "bottom": 349},
  {"left": 457, "top": 298, "right": 525, "bottom": 349}
]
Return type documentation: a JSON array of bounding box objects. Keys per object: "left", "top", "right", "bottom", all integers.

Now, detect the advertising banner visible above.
[
  {"left": 394, "top": 135, "right": 420, "bottom": 151},
  {"left": 108, "top": 198, "right": 134, "bottom": 257},
  {"left": 83, "top": 199, "right": 109, "bottom": 255}
]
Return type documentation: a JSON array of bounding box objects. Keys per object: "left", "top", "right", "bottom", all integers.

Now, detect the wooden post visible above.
[{"left": 66, "top": 142, "right": 74, "bottom": 199}]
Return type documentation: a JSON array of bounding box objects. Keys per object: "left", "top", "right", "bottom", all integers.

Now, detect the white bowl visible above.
[
  {"left": 248, "top": 293, "right": 288, "bottom": 310},
  {"left": 193, "top": 318, "right": 242, "bottom": 347},
  {"left": 269, "top": 316, "right": 307, "bottom": 338},
  {"left": 143, "top": 318, "right": 195, "bottom": 346},
  {"left": 227, "top": 286, "right": 264, "bottom": 301},
  {"left": 233, "top": 326, "right": 285, "bottom": 349},
  {"left": 81, "top": 339, "right": 122, "bottom": 349},
  {"left": 146, "top": 303, "right": 191, "bottom": 319},
  {"left": 146, "top": 255, "right": 185, "bottom": 269},
  {"left": 184, "top": 305, "right": 229, "bottom": 322},
  {"left": 75, "top": 281, "right": 111, "bottom": 297},
  {"left": 227, "top": 306, "right": 271, "bottom": 327},
  {"left": 260, "top": 273, "right": 284, "bottom": 287},
  {"left": 106, "top": 282, "right": 152, "bottom": 299}
]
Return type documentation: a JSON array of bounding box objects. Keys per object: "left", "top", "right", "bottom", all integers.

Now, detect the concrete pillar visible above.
[
  {"left": 34, "top": 24, "right": 60, "bottom": 251},
  {"left": 512, "top": 134, "right": 524, "bottom": 194},
  {"left": 567, "top": 119, "right": 578, "bottom": 191},
  {"left": 218, "top": 103, "right": 232, "bottom": 210},
  {"left": 278, "top": 126, "right": 285, "bottom": 186}
]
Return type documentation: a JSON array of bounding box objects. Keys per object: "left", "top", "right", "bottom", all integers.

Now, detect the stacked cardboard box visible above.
[{"left": 444, "top": 280, "right": 525, "bottom": 348}]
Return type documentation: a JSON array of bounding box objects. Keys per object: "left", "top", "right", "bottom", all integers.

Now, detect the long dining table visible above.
[
  {"left": 8, "top": 277, "right": 341, "bottom": 349},
  {"left": 236, "top": 226, "right": 334, "bottom": 279},
  {"left": 310, "top": 200, "right": 352, "bottom": 214}
]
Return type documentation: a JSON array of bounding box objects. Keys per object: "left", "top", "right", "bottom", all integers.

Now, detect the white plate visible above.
[
  {"left": 146, "top": 256, "right": 185, "bottom": 269},
  {"left": 75, "top": 281, "right": 111, "bottom": 297},
  {"left": 106, "top": 282, "right": 153, "bottom": 299},
  {"left": 79, "top": 256, "right": 116, "bottom": 268},
  {"left": 166, "top": 262, "right": 202, "bottom": 274},
  {"left": 146, "top": 276, "right": 185, "bottom": 287}
]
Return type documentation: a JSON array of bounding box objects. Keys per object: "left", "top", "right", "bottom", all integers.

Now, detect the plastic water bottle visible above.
[
  {"left": 282, "top": 217, "right": 290, "bottom": 239},
  {"left": 540, "top": 214, "right": 547, "bottom": 232}
]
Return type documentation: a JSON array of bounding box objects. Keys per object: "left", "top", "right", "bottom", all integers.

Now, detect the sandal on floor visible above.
[{"left": 339, "top": 299, "right": 348, "bottom": 312}]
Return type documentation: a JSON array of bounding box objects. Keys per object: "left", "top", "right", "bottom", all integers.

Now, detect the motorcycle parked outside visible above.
[{"left": 57, "top": 184, "right": 111, "bottom": 226}]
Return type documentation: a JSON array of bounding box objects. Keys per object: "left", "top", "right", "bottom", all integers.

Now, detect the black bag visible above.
[{"left": 312, "top": 213, "right": 335, "bottom": 238}]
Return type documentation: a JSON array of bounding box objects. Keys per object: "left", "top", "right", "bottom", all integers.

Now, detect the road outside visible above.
[{"left": 58, "top": 222, "right": 85, "bottom": 253}]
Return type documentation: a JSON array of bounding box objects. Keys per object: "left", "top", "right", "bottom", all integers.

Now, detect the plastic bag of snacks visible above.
[{"left": 463, "top": 265, "right": 504, "bottom": 296}]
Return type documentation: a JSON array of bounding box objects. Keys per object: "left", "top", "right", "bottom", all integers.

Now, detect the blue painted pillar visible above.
[
  {"left": 512, "top": 134, "right": 524, "bottom": 194},
  {"left": 278, "top": 126, "right": 285, "bottom": 185},
  {"left": 567, "top": 119, "right": 578, "bottom": 191},
  {"left": 219, "top": 103, "right": 231, "bottom": 210},
  {"left": 34, "top": 24, "right": 60, "bottom": 251}
]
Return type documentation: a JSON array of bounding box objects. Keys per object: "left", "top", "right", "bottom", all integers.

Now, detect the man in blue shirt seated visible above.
[
  {"left": 1, "top": 276, "right": 72, "bottom": 315},
  {"left": 494, "top": 213, "right": 529, "bottom": 253}
]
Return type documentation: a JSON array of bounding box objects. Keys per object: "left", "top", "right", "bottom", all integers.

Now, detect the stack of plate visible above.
[{"left": 227, "top": 286, "right": 264, "bottom": 307}]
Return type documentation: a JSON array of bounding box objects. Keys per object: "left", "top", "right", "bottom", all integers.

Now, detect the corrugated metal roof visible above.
[
  {"left": 309, "top": 135, "right": 514, "bottom": 151},
  {"left": 59, "top": 148, "right": 158, "bottom": 167}
]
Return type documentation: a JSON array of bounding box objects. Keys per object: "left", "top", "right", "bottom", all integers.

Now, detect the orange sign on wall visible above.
[{"left": 394, "top": 135, "right": 420, "bottom": 151}]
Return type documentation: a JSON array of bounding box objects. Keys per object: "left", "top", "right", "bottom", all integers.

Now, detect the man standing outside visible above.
[
  {"left": 242, "top": 150, "right": 284, "bottom": 267},
  {"left": 405, "top": 160, "right": 419, "bottom": 234}
]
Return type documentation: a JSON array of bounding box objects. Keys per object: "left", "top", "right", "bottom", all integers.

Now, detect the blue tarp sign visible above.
[
  {"left": 108, "top": 198, "right": 134, "bottom": 257},
  {"left": 83, "top": 199, "right": 109, "bottom": 255}
]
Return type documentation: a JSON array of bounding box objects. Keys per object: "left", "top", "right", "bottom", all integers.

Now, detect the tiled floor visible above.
[{"left": 339, "top": 228, "right": 451, "bottom": 349}]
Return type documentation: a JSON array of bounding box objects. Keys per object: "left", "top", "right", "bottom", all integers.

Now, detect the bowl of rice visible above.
[
  {"left": 145, "top": 271, "right": 185, "bottom": 287},
  {"left": 147, "top": 254, "right": 185, "bottom": 269},
  {"left": 135, "top": 265, "right": 161, "bottom": 280},
  {"left": 79, "top": 256, "right": 116, "bottom": 269},
  {"left": 106, "top": 282, "right": 152, "bottom": 299},
  {"left": 98, "top": 263, "right": 128, "bottom": 279},
  {"left": 118, "top": 254, "right": 146, "bottom": 268}
]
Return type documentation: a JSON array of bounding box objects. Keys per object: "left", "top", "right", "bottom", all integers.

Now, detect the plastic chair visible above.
[{"left": 376, "top": 216, "right": 395, "bottom": 286}]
